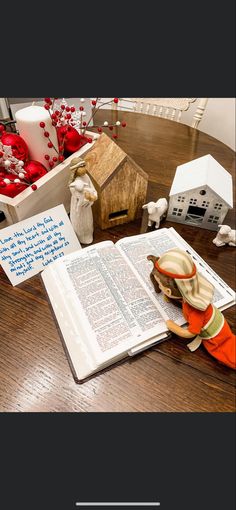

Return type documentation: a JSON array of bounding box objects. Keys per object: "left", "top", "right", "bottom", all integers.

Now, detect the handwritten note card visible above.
[{"left": 0, "top": 204, "right": 81, "bottom": 285}]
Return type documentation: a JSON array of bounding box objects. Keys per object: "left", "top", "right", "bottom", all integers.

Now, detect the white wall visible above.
[{"left": 181, "top": 98, "right": 236, "bottom": 151}]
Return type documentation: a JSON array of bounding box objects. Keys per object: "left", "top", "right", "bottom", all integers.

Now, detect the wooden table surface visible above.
[{"left": 0, "top": 110, "right": 235, "bottom": 412}]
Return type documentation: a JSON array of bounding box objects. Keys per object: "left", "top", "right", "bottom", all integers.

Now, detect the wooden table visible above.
[{"left": 0, "top": 110, "right": 235, "bottom": 412}]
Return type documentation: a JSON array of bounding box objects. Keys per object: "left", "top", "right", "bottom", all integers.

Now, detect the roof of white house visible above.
[{"left": 169, "top": 154, "right": 233, "bottom": 207}]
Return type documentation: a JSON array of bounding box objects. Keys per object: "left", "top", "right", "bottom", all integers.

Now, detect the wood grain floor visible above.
[{"left": 0, "top": 110, "right": 235, "bottom": 412}]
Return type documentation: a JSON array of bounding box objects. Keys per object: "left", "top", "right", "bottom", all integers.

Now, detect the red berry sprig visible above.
[{"left": 39, "top": 120, "right": 60, "bottom": 170}]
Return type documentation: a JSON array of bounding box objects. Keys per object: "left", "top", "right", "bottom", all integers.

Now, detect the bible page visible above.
[
  {"left": 116, "top": 228, "right": 235, "bottom": 323},
  {"left": 42, "top": 241, "right": 168, "bottom": 366}
]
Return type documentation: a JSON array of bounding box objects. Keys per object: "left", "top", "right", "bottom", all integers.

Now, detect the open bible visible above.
[{"left": 41, "top": 227, "right": 236, "bottom": 381}]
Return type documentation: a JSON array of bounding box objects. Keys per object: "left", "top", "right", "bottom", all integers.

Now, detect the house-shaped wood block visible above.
[
  {"left": 83, "top": 133, "right": 148, "bottom": 229},
  {"left": 167, "top": 154, "right": 233, "bottom": 231}
]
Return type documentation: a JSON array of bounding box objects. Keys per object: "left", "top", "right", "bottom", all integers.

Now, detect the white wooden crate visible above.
[{"left": 0, "top": 131, "right": 99, "bottom": 228}]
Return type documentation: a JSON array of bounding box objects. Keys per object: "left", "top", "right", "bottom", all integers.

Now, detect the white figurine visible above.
[
  {"left": 142, "top": 198, "right": 168, "bottom": 229},
  {"left": 69, "top": 157, "right": 98, "bottom": 245},
  {"left": 212, "top": 225, "right": 236, "bottom": 247}
]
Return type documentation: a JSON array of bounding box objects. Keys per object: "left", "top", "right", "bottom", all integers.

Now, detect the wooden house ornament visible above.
[
  {"left": 83, "top": 133, "right": 148, "bottom": 229},
  {"left": 167, "top": 154, "right": 233, "bottom": 231}
]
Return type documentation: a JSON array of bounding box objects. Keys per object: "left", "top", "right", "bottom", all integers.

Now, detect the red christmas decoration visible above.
[
  {"left": 0, "top": 175, "right": 28, "bottom": 198},
  {"left": 23, "top": 160, "right": 48, "bottom": 182},
  {"left": 57, "top": 126, "right": 90, "bottom": 154},
  {"left": 1, "top": 133, "right": 28, "bottom": 161},
  {"left": 39, "top": 97, "right": 127, "bottom": 161}
]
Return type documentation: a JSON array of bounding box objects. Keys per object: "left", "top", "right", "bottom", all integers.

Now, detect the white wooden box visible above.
[{"left": 0, "top": 131, "right": 99, "bottom": 228}]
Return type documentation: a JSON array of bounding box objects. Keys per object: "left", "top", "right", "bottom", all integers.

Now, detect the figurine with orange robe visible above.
[{"left": 147, "top": 248, "right": 236, "bottom": 370}]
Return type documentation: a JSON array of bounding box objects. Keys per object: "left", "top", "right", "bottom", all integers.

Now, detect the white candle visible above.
[{"left": 15, "top": 105, "right": 59, "bottom": 168}]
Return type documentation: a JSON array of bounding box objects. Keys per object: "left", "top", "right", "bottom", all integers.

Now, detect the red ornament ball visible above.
[
  {"left": 40, "top": 121, "right": 45, "bottom": 128},
  {"left": 79, "top": 106, "right": 84, "bottom": 111},
  {"left": 91, "top": 100, "right": 97, "bottom": 106},
  {"left": 44, "top": 98, "right": 51, "bottom": 104},
  {"left": 60, "top": 126, "right": 68, "bottom": 136},
  {"left": 0, "top": 173, "right": 27, "bottom": 197},
  {"left": 114, "top": 98, "right": 119, "bottom": 104},
  {"left": 71, "top": 107, "right": 75, "bottom": 113},
  {"left": 45, "top": 154, "right": 50, "bottom": 160},
  {"left": 57, "top": 126, "right": 90, "bottom": 154},
  {"left": 44, "top": 104, "right": 50, "bottom": 110},
  {"left": 44, "top": 131, "right": 50, "bottom": 137},
  {"left": 59, "top": 155, "right": 65, "bottom": 162},
  {"left": 98, "top": 127, "right": 103, "bottom": 133},
  {"left": 113, "top": 134, "right": 118, "bottom": 139},
  {"left": 48, "top": 141, "right": 53, "bottom": 148},
  {"left": 23, "top": 160, "right": 48, "bottom": 182},
  {"left": 1, "top": 132, "right": 28, "bottom": 161},
  {"left": 31, "top": 184, "right": 38, "bottom": 191}
]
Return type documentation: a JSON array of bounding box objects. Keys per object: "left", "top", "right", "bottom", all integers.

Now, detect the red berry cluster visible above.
[
  {"left": 90, "top": 98, "right": 127, "bottom": 140},
  {"left": 39, "top": 119, "right": 62, "bottom": 168},
  {"left": 39, "top": 97, "right": 127, "bottom": 164}
]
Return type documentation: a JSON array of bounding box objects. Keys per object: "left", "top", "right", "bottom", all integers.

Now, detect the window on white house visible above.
[
  {"left": 201, "top": 200, "right": 210, "bottom": 207},
  {"left": 172, "top": 208, "right": 183, "bottom": 216},
  {"left": 177, "top": 196, "right": 185, "bottom": 202},
  {"left": 208, "top": 215, "right": 220, "bottom": 223},
  {"left": 214, "top": 203, "right": 223, "bottom": 210}
]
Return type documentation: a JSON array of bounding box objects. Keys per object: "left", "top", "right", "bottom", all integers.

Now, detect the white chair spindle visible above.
[
  {"left": 177, "top": 110, "right": 182, "bottom": 122},
  {"left": 171, "top": 108, "right": 176, "bottom": 121},
  {"left": 165, "top": 107, "right": 169, "bottom": 119},
  {"left": 159, "top": 106, "right": 163, "bottom": 117},
  {"left": 192, "top": 98, "right": 208, "bottom": 128}
]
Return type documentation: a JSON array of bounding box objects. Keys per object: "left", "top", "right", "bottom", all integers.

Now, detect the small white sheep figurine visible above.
[
  {"left": 142, "top": 198, "right": 168, "bottom": 229},
  {"left": 212, "top": 225, "right": 236, "bottom": 247}
]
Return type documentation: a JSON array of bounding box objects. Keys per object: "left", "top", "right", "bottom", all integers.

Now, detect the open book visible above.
[{"left": 41, "top": 227, "right": 236, "bottom": 382}]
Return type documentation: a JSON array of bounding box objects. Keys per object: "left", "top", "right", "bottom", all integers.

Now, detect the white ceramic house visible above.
[{"left": 167, "top": 154, "right": 233, "bottom": 231}]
